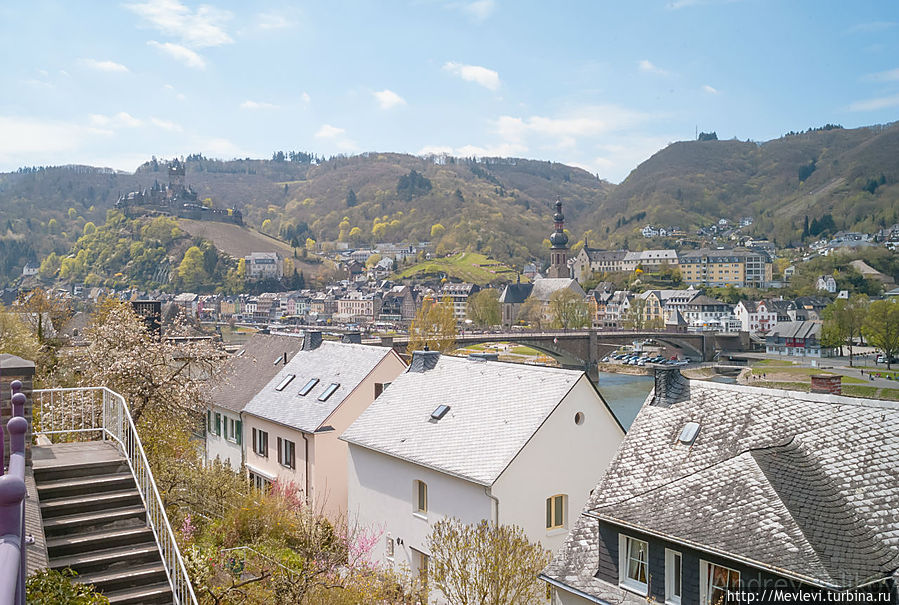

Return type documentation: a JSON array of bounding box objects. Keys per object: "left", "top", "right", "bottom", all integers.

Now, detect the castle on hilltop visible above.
[{"left": 116, "top": 159, "right": 243, "bottom": 225}]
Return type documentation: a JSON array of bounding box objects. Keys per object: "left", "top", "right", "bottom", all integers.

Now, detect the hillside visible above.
[
  {"left": 391, "top": 252, "right": 525, "bottom": 286},
  {"left": 593, "top": 122, "right": 899, "bottom": 248}
]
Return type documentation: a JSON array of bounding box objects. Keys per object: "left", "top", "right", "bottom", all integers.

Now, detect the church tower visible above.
[{"left": 547, "top": 200, "right": 570, "bottom": 278}]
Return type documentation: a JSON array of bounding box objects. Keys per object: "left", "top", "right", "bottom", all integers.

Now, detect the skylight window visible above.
[
  {"left": 318, "top": 383, "right": 340, "bottom": 401},
  {"left": 677, "top": 422, "right": 700, "bottom": 446},
  {"left": 273, "top": 356, "right": 282, "bottom": 365},
  {"left": 298, "top": 378, "right": 319, "bottom": 396},
  {"left": 275, "top": 374, "right": 295, "bottom": 392},
  {"left": 431, "top": 405, "right": 450, "bottom": 421}
]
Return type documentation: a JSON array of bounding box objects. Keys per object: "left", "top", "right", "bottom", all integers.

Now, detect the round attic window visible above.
[{"left": 574, "top": 412, "right": 585, "bottom": 425}]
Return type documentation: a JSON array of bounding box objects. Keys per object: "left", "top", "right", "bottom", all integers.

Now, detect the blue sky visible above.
[{"left": 1, "top": 0, "right": 898, "bottom": 182}]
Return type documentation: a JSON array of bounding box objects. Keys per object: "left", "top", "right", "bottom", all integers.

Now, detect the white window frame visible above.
[
  {"left": 699, "top": 560, "right": 741, "bottom": 605},
  {"left": 413, "top": 480, "right": 428, "bottom": 517},
  {"left": 386, "top": 534, "right": 395, "bottom": 560},
  {"left": 618, "top": 534, "right": 649, "bottom": 595},
  {"left": 665, "top": 548, "right": 682, "bottom": 605}
]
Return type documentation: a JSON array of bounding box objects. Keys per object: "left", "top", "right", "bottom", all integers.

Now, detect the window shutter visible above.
[
  {"left": 277, "top": 437, "right": 283, "bottom": 464},
  {"left": 207, "top": 410, "right": 212, "bottom": 433},
  {"left": 252, "top": 428, "right": 257, "bottom": 453},
  {"left": 215, "top": 413, "right": 221, "bottom": 436},
  {"left": 236, "top": 421, "right": 242, "bottom": 445}
]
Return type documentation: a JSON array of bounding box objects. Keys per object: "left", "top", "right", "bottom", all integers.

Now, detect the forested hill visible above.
[
  {"left": 592, "top": 122, "right": 899, "bottom": 248},
  {"left": 0, "top": 154, "right": 612, "bottom": 285}
]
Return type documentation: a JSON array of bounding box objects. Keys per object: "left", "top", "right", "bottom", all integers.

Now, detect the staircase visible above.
[{"left": 33, "top": 442, "right": 173, "bottom": 604}]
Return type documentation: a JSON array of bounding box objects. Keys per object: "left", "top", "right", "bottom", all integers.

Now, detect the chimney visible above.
[
  {"left": 282, "top": 352, "right": 289, "bottom": 365},
  {"left": 810, "top": 374, "right": 842, "bottom": 396},
  {"left": 302, "top": 331, "right": 323, "bottom": 351},
  {"left": 650, "top": 368, "right": 690, "bottom": 408},
  {"left": 342, "top": 331, "right": 362, "bottom": 344},
  {"left": 409, "top": 350, "right": 441, "bottom": 373}
]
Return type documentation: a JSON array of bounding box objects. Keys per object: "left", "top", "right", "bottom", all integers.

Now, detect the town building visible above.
[
  {"left": 380, "top": 285, "right": 416, "bottom": 323},
  {"left": 242, "top": 332, "right": 406, "bottom": 520},
  {"left": 765, "top": 321, "right": 831, "bottom": 357},
  {"left": 335, "top": 290, "right": 382, "bottom": 323},
  {"left": 439, "top": 282, "right": 480, "bottom": 322},
  {"left": 547, "top": 200, "right": 570, "bottom": 279},
  {"left": 245, "top": 252, "right": 284, "bottom": 280},
  {"left": 679, "top": 248, "right": 772, "bottom": 288},
  {"left": 498, "top": 280, "right": 534, "bottom": 328},
  {"left": 205, "top": 333, "right": 304, "bottom": 471},
  {"left": 543, "top": 370, "right": 899, "bottom": 605},
  {"left": 734, "top": 300, "right": 780, "bottom": 333},
  {"left": 681, "top": 295, "right": 733, "bottom": 331},
  {"left": 341, "top": 351, "right": 625, "bottom": 597},
  {"left": 816, "top": 275, "right": 837, "bottom": 293}
]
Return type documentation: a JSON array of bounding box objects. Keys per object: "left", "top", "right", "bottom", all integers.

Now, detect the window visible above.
[
  {"left": 277, "top": 437, "right": 296, "bottom": 469},
  {"left": 249, "top": 471, "right": 272, "bottom": 492},
  {"left": 318, "top": 382, "right": 340, "bottom": 401},
  {"left": 545, "top": 494, "right": 567, "bottom": 530},
  {"left": 214, "top": 412, "right": 222, "bottom": 436},
  {"left": 386, "top": 535, "right": 395, "bottom": 559},
  {"left": 700, "top": 561, "right": 740, "bottom": 604},
  {"left": 414, "top": 480, "right": 428, "bottom": 514},
  {"left": 666, "top": 549, "right": 682, "bottom": 604},
  {"left": 374, "top": 382, "right": 391, "bottom": 398},
  {"left": 275, "top": 374, "right": 295, "bottom": 392},
  {"left": 252, "top": 428, "right": 268, "bottom": 457},
  {"left": 412, "top": 548, "right": 429, "bottom": 589},
  {"left": 618, "top": 535, "right": 648, "bottom": 595},
  {"left": 298, "top": 378, "right": 319, "bottom": 396},
  {"left": 207, "top": 410, "right": 213, "bottom": 434}
]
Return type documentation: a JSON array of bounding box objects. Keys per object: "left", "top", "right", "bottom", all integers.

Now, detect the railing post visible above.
[{"left": 0, "top": 356, "right": 34, "bottom": 469}]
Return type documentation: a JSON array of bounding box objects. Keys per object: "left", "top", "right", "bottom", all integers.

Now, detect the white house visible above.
[
  {"left": 205, "top": 333, "right": 304, "bottom": 471},
  {"left": 816, "top": 275, "right": 837, "bottom": 293},
  {"left": 341, "top": 351, "right": 626, "bottom": 600},
  {"left": 242, "top": 331, "right": 406, "bottom": 521},
  {"left": 734, "top": 300, "right": 778, "bottom": 333}
]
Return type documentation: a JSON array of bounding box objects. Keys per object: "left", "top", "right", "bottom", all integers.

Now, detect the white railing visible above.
[{"left": 33, "top": 387, "right": 198, "bottom": 605}]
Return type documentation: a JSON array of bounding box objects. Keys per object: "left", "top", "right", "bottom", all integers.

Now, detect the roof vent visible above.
[
  {"left": 677, "top": 422, "right": 700, "bottom": 446},
  {"left": 409, "top": 350, "right": 441, "bottom": 373},
  {"left": 341, "top": 331, "right": 362, "bottom": 344},
  {"left": 302, "top": 331, "right": 323, "bottom": 351},
  {"left": 468, "top": 352, "right": 499, "bottom": 362},
  {"left": 430, "top": 404, "right": 450, "bottom": 421}
]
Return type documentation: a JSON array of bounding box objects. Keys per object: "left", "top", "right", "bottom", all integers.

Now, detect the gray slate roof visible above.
[
  {"left": 243, "top": 341, "right": 396, "bottom": 432},
  {"left": 498, "top": 283, "right": 533, "bottom": 304},
  {"left": 769, "top": 320, "right": 820, "bottom": 339},
  {"left": 341, "top": 355, "right": 593, "bottom": 486},
  {"left": 545, "top": 376, "right": 899, "bottom": 594},
  {"left": 210, "top": 333, "right": 303, "bottom": 413},
  {"left": 529, "top": 278, "right": 585, "bottom": 302}
]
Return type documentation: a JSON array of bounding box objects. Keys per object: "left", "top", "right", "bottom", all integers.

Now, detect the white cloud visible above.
[
  {"left": 0, "top": 116, "right": 110, "bottom": 163},
  {"left": 494, "top": 106, "right": 647, "bottom": 143},
  {"left": 443, "top": 61, "right": 500, "bottom": 90},
  {"left": 849, "top": 94, "right": 899, "bottom": 112},
  {"left": 151, "top": 117, "right": 183, "bottom": 131},
  {"left": 300, "top": 92, "right": 311, "bottom": 104},
  {"left": 148, "top": 41, "right": 206, "bottom": 69},
  {"left": 240, "top": 100, "right": 280, "bottom": 110},
  {"left": 418, "top": 145, "right": 455, "bottom": 157},
  {"left": 373, "top": 89, "right": 406, "bottom": 110},
  {"left": 315, "top": 124, "right": 345, "bottom": 138},
  {"left": 638, "top": 59, "right": 669, "bottom": 76},
  {"left": 863, "top": 68, "right": 899, "bottom": 82},
  {"left": 197, "top": 137, "right": 244, "bottom": 158},
  {"left": 454, "top": 142, "right": 528, "bottom": 157},
  {"left": 702, "top": 84, "right": 719, "bottom": 94},
  {"left": 462, "top": 0, "right": 495, "bottom": 22},
  {"left": 256, "top": 12, "right": 294, "bottom": 30},
  {"left": 80, "top": 58, "right": 130, "bottom": 73},
  {"left": 89, "top": 112, "right": 143, "bottom": 128},
  {"left": 163, "top": 83, "right": 186, "bottom": 100},
  {"left": 125, "top": 0, "right": 233, "bottom": 47}
]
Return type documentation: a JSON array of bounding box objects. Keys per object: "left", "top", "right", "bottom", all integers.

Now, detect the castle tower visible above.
[
  {"left": 547, "top": 200, "right": 570, "bottom": 278},
  {"left": 168, "top": 158, "right": 185, "bottom": 192}
]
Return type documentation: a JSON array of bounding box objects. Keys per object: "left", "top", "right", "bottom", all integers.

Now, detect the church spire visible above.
[{"left": 547, "top": 200, "right": 570, "bottom": 278}]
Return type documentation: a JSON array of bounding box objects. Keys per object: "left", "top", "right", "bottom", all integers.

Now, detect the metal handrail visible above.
[
  {"left": 0, "top": 383, "right": 28, "bottom": 605},
  {"left": 33, "top": 387, "right": 198, "bottom": 605}
]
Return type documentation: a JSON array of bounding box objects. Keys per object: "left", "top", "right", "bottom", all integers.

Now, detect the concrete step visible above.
[
  {"left": 104, "top": 582, "right": 173, "bottom": 605},
  {"left": 47, "top": 526, "right": 155, "bottom": 558},
  {"left": 77, "top": 561, "right": 168, "bottom": 594},
  {"left": 42, "top": 506, "right": 146, "bottom": 538},
  {"left": 34, "top": 458, "right": 129, "bottom": 482},
  {"left": 50, "top": 542, "right": 161, "bottom": 574},
  {"left": 40, "top": 489, "right": 142, "bottom": 518},
  {"left": 37, "top": 472, "right": 135, "bottom": 500}
]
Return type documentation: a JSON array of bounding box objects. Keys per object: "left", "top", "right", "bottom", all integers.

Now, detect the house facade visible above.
[
  {"left": 342, "top": 352, "right": 626, "bottom": 600},
  {"left": 543, "top": 370, "right": 899, "bottom": 605},
  {"left": 679, "top": 248, "right": 772, "bottom": 288},
  {"left": 765, "top": 321, "right": 831, "bottom": 357},
  {"left": 242, "top": 333, "right": 406, "bottom": 520}
]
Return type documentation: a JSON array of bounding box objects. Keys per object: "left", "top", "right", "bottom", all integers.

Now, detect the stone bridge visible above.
[{"left": 368, "top": 330, "right": 749, "bottom": 377}]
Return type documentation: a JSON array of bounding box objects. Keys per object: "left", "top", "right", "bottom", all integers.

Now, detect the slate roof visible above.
[
  {"left": 341, "top": 354, "right": 595, "bottom": 486},
  {"left": 209, "top": 333, "right": 303, "bottom": 413},
  {"left": 243, "top": 341, "right": 397, "bottom": 432},
  {"left": 768, "top": 320, "right": 820, "bottom": 340},
  {"left": 498, "top": 283, "right": 533, "bottom": 304},
  {"left": 544, "top": 375, "right": 899, "bottom": 595},
  {"left": 529, "top": 278, "right": 585, "bottom": 302}
]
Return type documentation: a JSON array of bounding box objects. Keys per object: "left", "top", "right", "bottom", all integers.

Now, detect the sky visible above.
[{"left": 1, "top": 0, "right": 898, "bottom": 183}]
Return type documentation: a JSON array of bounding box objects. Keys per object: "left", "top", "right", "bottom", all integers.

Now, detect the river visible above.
[{"left": 594, "top": 371, "right": 654, "bottom": 430}]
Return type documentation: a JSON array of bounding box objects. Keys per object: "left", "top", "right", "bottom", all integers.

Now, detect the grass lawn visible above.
[{"left": 392, "top": 252, "right": 524, "bottom": 286}]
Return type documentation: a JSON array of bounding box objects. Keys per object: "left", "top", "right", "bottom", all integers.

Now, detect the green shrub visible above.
[{"left": 26, "top": 568, "right": 109, "bottom": 604}]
